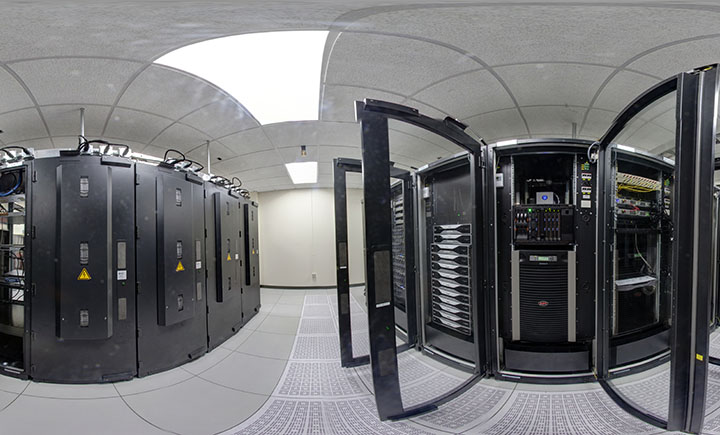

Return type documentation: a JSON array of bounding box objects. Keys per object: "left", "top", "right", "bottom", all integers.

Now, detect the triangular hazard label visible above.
[
  {"left": 176, "top": 261, "right": 185, "bottom": 272},
  {"left": 226, "top": 253, "right": 232, "bottom": 261},
  {"left": 77, "top": 268, "right": 91, "bottom": 281}
]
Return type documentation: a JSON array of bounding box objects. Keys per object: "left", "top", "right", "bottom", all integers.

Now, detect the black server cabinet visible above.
[
  {"left": 419, "top": 155, "right": 477, "bottom": 365},
  {"left": 243, "top": 200, "right": 260, "bottom": 322},
  {"left": 135, "top": 163, "right": 207, "bottom": 376},
  {"left": 205, "top": 182, "right": 244, "bottom": 350},
  {"left": 30, "top": 154, "right": 136, "bottom": 383},
  {"left": 495, "top": 142, "right": 596, "bottom": 376}
]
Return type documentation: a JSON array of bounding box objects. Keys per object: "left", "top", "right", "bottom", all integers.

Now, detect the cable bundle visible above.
[{"left": 616, "top": 172, "right": 661, "bottom": 192}]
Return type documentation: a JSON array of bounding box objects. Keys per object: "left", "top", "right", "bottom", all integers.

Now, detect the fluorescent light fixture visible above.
[
  {"left": 496, "top": 139, "right": 518, "bottom": 147},
  {"left": 617, "top": 144, "right": 636, "bottom": 153},
  {"left": 155, "top": 31, "right": 329, "bottom": 125},
  {"left": 285, "top": 161, "right": 318, "bottom": 184}
]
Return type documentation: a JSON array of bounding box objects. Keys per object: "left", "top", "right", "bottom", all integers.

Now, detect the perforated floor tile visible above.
[
  {"left": 475, "top": 389, "right": 659, "bottom": 435},
  {"left": 276, "top": 361, "right": 369, "bottom": 398},
  {"left": 298, "top": 318, "right": 337, "bottom": 335},
  {"left": 612, "top": 366, "right": 669, "bottom": 420},
  {"left": 226, "top": 289, "right": 687, "bottom": 434},
  {"left": 292, "top": 336, "right": 342, "bottom": 360},
  {"left": 411, "top": 382, "right": 510, "bottom": 433},
  {"left": 302, "top": 304, "right": 332, "bottom": 318}
]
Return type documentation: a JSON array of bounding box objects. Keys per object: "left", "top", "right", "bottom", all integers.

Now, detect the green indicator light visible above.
[
  {"left": 528, "top": 208, "right": 532, "bottom": 212},
  {"left": 386, "top": 326, "right": 391, "bottom": 331}
]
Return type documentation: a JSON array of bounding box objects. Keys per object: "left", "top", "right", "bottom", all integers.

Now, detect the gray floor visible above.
[{"left": 3, "top": 289, "right": 720, "bottom": 434}]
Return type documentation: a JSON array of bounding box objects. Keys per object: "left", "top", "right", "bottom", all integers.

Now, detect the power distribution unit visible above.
[
  {"left": 30, "top": 153, "right": 137, "bottom": 383},
  {"left": 243, "top": 201, "right": 260, "bottom": 322},
  {"left": 205, "top": 182, "right": 245, "bottom": 350},
  {"left": 135, "top": 163, "right": 207, "bottom": 376}
]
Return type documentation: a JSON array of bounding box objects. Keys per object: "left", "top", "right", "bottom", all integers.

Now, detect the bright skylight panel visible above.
[
  {"left": 155, "top": 31, "right": 329, "bottom": 125},
  {"left": 285, "top": 161, "right": 318, "bottom": 184}
]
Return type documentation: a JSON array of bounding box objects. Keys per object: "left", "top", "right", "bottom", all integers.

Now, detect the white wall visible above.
[{"left": 257, "top": 188, "right": 365, "bottom": 287}]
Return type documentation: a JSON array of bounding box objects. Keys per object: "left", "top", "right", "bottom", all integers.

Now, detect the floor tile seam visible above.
[
  {"left": 268, "top": 394, "right": 375, "bottom": 401},
  {"left": 0, "top": 387, "right": 26, "bottom": 396},
  {"left": 250, "top": 328, "right": 301, "bottom": 337},
  {"left": 233, "top": 348, "right": 293, "bottom": 362},
  {"left": 111, "top": 383, "right": 182, "bottom": 435},
  {"left": 589, "top": 387, "right": 662, "bottom": 433},
  {"left": 211, "top": 394, "right": 275, "bottom": 435},
  {"left": 181, "top": 344, "right": 241, "bottom": 377},
  {"left": 19, "top": 392, "right": 120, "bottom": 400},
  {"left": 113, "top": 376, "right": 195, "bottom": 397},
  {"left": 0, "top": 382, "right": 28, "bottom": 415},
  {"left": 458, "top": 379, "right": 519, "bottom": 433},
  {"left": 195, "top": 374, "right": 278, "bottom": 399}
]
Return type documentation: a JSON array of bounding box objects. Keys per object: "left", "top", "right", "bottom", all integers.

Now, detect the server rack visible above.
[
  {"left": 605, "top": 148, "right": 673, "bottom": 371},
  {"left": 242, "top": 200, "right": 260, "bottom": 322},
  {"left": 135, "top": 162, "right": 207, "bottom": 376},
  {"left": 333, "top": 157, "right": 417, "bottom": 368},
  {"left": 416, "top": 153, "right": 479, "bottom": 367},
  {"left": 493, "top": 141, "right": 597, "bottom": 379},
  {"left": 0, "top": 158, "right": 31, "bottom": 379},
  {"left": 355, "top": 99, "right": 486, "bottom": 420},
  {"left": 204, "top": 180, "right": 245, "bottom": 350},
  {"left": 30, "top": 152, "right": 137, "bottom": 383}
]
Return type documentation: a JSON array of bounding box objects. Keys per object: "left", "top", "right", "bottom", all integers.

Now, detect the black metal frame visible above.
[
  {"left": 356, "top": 99, "right": 486, "bottom": 420},
  {"left": 595, "top": 65, "right": 719, "bottom": 433},
  {"left": 333, "top": 157, "right": 418, "bottom": 368}
]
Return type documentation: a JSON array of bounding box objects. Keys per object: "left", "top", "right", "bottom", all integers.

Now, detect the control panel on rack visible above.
[{"left": 513, "top": 205, "right": 574, "bottom": 244}]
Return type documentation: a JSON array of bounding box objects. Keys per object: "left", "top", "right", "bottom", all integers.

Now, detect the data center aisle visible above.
[
  {"left": 0, "top": 288, "right": 305, "bottom": 435},
  {"left": 3, "top": 289, "right": 720, "bottom": 434}
]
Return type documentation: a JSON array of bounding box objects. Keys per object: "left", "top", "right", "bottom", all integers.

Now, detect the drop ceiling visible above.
[{"left": 0, "top": 1, "right": 718, "bottom": 191}]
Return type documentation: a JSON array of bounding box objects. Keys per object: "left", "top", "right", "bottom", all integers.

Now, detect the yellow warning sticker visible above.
[
  {"left": 697, "top": 353, "right": 704, "bottom": 362},
  {"left": 227, "top": 253, "right": 232, "bottom": 261},
  {"left": 77, "top": 268, "right": 91, "bottom": 281},
  {"left": 176, "top": 261, "right": 185, "bottom": 272}
]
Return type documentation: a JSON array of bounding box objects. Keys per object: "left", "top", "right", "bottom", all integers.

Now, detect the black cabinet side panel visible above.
[
  {"left": 243, "top": 201, "right": 260, "bottom": 321},
  {"left": 205, "top": 184, "right": 243, "bottom": 350},
  {"left": 135, "top": 164, "right": 207, "bottom": 377},
  {"left": 30, "top": 155, "right": 136, "bottom": 383}
]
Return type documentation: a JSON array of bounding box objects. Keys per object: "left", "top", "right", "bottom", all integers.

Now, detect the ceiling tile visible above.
[
  {"left": 318, "top": 145, "right": 360, "bottom": 162},
  {"left": 627, "top": 37, "right": 720, "bottom": 79},
  {"left": 221, "top": 128, "right": 275, "bottom": 155},
  {"left": 119, "top": 65, "right": 227, "bottom": 120},
  {"left": 463, "top": 109, "right": 528, "bottom": 143},
  {"left": 592, "top": 71, "right": 661, "bottom": 112},
  {"left": 412, "top": 69, "right": 513, "bottom": 120},
  {"left": 522, "top": 106, "right": 586, "bottom": 137},
  {"left": 0, "top": 68, "right": 33, "bottom": 112},
  {"left": 214, "top": 150, "right": 282, "bottom": 175},
  {"left": 41, "top": 105, "right": 110, "bottom": 138},
  {"left": 496, "top": 63, "right": 612, "bottom": 108},
  {"left": 324, "top": 32, "right": 476, "bottom": 96},
  {"left": 320, "top": 84, "right": 402, "bottom": 122},
  {"left": 353, "top": 5, "right": 720, "bottom": 65},
  {"left": 579, "top": 109, "right": 618, "bottom": 140},
  {"left": 185, "top": 141, "right": 236, "bottom": 172},
  {"left": 0, "top": 108, "right": 47, "bottom": 144},
  {"left": 10, "top": 58, "right": 142, "bottom": 106},
  {"left": 150, "top": 122, "right": 211, "bottom": 152},
  {"left": 3, "top": 137, "right": 53, "bottom": 151},
  {"left": 179, "top": 98, "right": 259, "bottom": 138},
  {"left": 104, "top": 108, "right": 172, "bottom": 144}
]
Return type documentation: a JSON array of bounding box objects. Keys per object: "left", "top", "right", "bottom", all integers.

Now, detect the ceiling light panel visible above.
[
  {"left": 155, "top": 31, "right": 329, "bottom": 125},
  {"left": 285, "top": 161, "right": 318, "bottom": 184}
]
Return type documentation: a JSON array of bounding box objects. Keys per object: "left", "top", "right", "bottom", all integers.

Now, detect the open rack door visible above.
[
  {"left": 333, "top": 158, "right": 417, "bottom": 368},
  {"left": 355, "top": 99, "right": 490, "bottom": 420},
  {"left": 596, "top": 65, "right": 719, "bottom": 433}
]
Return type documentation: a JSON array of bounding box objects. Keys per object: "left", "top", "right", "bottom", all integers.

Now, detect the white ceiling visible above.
[{"left": 0, "top": 1, "right": 718, "bottom": 191}]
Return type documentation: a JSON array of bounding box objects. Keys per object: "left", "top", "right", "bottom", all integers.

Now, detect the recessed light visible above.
[{"left": 285, "top": 161, "right": 318, "bottom": 184}]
